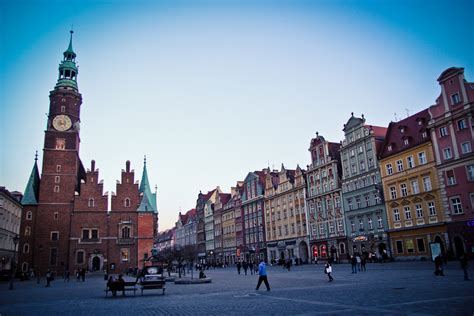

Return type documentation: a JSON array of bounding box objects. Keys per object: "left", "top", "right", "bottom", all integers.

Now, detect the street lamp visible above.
[{"left": 9, "top": 235, "right": 20, "bottom": 290}]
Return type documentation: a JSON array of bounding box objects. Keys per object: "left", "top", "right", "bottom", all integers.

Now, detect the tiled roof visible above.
[
  {"left": 220, "top": 193, "right": 231, "bottom": 206},
  {"left": 364, "top": 125, "right": 388, "bottom": 138},
  {"left": 379, "top": 108, "right": 430, "bottom": 159}
]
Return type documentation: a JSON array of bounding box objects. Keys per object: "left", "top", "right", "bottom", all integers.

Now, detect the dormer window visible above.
[
  {"left": 451, "top": 93, "right": 460, "bottom": 105},
  {"left": 404, "top": 139, "right": 409, "bottom": 146},
  {"left": 422, "top": 131, "right": 427, "bottom": 138},
  {"left": 387, "top": 145, "right": 392, "bottom": 152},
  {"left": 400, "top": 127, "right": 405, "bottom": 133},
  {"left": 88, "top": 198, "right": 95, "bottom": 207}
]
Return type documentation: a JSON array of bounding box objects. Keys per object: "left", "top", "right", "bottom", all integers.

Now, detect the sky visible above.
[{"left": 1, "top": 0, "right": 473, "bottom": 231}]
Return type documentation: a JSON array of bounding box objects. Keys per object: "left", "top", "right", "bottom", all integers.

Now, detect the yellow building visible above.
[
  {"left": 379, "top": 108, "right": 448, "bottom": 260},
  {"left": 264, "top": 165, "right": 309, "bottom": 264}
]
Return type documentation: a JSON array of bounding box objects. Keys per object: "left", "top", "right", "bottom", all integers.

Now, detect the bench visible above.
[
  {"left": 140, "top": 279, "right": 166, "bottom": 295},
  {"left": 105, "top": 281, "right": 137, "bottom": 297}
]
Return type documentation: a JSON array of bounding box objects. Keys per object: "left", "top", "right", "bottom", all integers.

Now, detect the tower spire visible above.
[
  {"left": 21, "top": 153, "right": 41, "bottom": 205},
  {"left": 55, "top": 30, "right": 78, "bottom": 91}
]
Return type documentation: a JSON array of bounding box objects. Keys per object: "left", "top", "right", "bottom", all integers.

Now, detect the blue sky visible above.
[{"left": 1, "top": 0, "right": 473, "bottom": 231}]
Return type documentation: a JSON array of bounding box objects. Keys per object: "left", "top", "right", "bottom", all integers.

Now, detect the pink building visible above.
[{"left": 428, "top": 67, "right": 474, "bottom": 258}]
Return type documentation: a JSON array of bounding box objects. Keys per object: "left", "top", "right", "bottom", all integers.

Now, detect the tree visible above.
[{"left": 182, "top": 245, "right": 199, "bottom": 279}]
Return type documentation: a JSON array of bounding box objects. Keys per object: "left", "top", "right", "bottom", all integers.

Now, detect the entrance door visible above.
[
  {"left": 299, "top": 241, "right": 309, "bottom": 263},
  {"left": 92, "top": 256, "right": 100, "bottom": 271},
  {"left": 454, "top": 236, "right": 465, "bottom": 258}
]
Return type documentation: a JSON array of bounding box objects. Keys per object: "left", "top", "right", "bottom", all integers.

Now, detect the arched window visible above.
[
  {"left": 22, "top": 262, "right": 28, "bottom": 273},
  {"left": 320, "top": 244, "right": 327, "bottom": 258},
  {"left": 88, "top": 198, "right": 95, "bottom": 207},
  {"left": 25, "top": 226, "right": 31, "bottom": 236},
  {"left": 26, "top": 211, "right": 33, "bottom": 220},
  {"left": 23, "top": 243, "right": 30, "bottom": 253},
  {"left": 121, "top": 226, "right": 131, "bottom": 238},
  {"left": 124, "top": 198, "right": 131, "bottom": 207},
  {"left": 339, "top": 243, "right": 346, "bottom": 254}
]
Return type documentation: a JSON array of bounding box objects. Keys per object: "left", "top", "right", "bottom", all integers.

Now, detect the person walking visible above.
[
  {"left": 243, "top": 261, "right": 248, "bottom": 275},
  {"left": 237, "top": 261, "right": 242, "bottom": 275},
  {"left": 249, "top": 261, "right": 254, "bottom": 275},
  {"left": 356, "top": 254, "right": 361, "bottom": 271},
  {"left": 361, "top": 255, "right": 366, "bottom": 272},
  {"left": 460, "top": 254, "right": 469, "bottom": 281},
  {"left": 434, "top": 254, "right": 444, "bottom": 276},
  {"left": 45, "top": 270, "right": 52, "bottom": 287},
  {"left": 255, "top": 259, "right": 270, "bottom": 291},
  {"left": 351, "top": 255, "right": 357, "bottom": 274},
  {"left": 80, "top": 268, "right": 86, "bottom": 282},
  {"left": 325, "top": 261, "right": 334, "bottom": 282}
]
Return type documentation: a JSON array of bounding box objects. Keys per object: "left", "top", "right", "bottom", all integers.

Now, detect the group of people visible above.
[
  {"left": 350, "top": 253, "right": 366, "bottom": 274},
  {"left": 236, "top": 261, "right": 258, "bottom": 275},
  {"left": 106, "top": 274, "right": 125, "bottom": 296}
]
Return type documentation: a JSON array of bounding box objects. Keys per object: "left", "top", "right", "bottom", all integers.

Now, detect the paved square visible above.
[{"left": 1, "top": 261, "right": 473, "bottom": 315}]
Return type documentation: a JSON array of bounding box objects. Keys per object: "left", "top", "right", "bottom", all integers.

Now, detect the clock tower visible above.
[{"left": 34, "top": 30, "right": 85, "bottom": 274}]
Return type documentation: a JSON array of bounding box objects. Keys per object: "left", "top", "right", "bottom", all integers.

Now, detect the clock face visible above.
[{"left": 52, "top": 115, "right": 72, "bottom": 131}]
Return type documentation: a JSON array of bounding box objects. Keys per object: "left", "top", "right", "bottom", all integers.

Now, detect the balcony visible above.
[{"left": 116, "top": 238, "right": 135, "bottom": 245}]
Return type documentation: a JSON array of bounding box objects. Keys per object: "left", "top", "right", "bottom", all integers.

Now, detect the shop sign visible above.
[{"left": 353, "top": 236, "right": 367, "bottom": 242}]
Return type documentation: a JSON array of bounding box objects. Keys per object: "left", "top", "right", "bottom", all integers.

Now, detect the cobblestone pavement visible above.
[{"left": 1, "top": 261, "right": 473, "bottom": 315}]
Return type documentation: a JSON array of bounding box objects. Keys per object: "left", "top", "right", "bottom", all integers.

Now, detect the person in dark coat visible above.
[
  {"left": 460, "top": 254, "right": 469, "bottom": 281},
  {"left": 237, "top": 261, "right": 242, "bottom": 275},
  {"left": 243, "top": 261, "right": 248, "bottom": 275},
  {"left": 351, "top": 255, "right": 357, "bottom": 274},
  {"left": 434, "top": 255, "right": 444, "bottom": 276}
]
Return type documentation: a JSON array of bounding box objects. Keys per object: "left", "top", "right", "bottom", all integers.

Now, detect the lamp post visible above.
[{"left": 9, "top": 235, "right": 20, "bottom": 290}]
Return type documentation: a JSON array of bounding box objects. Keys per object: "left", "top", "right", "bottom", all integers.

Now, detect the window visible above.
[
  {"left": 337, "top": 220, "right": 343, "bottom": 232},
  {"left": 55, "top": 138, "right": 66, "bottom": 150},
  {"left": 24, "top": 226, "right": 31, "bottom": 236},
  {"left": 351, "top": 221, "right": 355, "bottom": 232},
  {"left": 124, "top": 198, "right": 131, "bottom": 207},
  {"left": 51, "top": 231, "right": 59, "bottom": 241},
  {"left": 121, "top": 226, "right": 131, "bottom": 238},
  {"left": 365, "top": 195, "right": 370, "bottom": 207},
  {"left": 358, "top": 145, "right": 363, "bottom": 153},
  {"left": 56, "top": 165, "right": 61, "bottom": 172},
  {"left": 319, "top": 224, "right": 325, "bottom": 235},
  {"left": 374, "top": 192, "right": 381, "bottom": 204},
  {"left": 450, "top": 197, "right": 463, "bottom": 214},
  {"left": 388, "top": 145, "right": 392, "bottom": 152},
  {"left": 411, "top": 180, "right": 419, "bottom": 194},
  {"left": 461, "top": 142, "right": 472, "bottom": 154},
  {"left": 23, "top": 243, "right": 30, "bottom": 253},
  {"left": 54, "top": 212, "right": 59, "bottom": 220},
  {"left": 21, "top": 262, "right": 29, "bottom": 273},
  {"left": 396, "top": 240, "right": 403, "bottom": 254},
  {"left": 61, "top": 105, "right": 66, "bottom": 112},
  {"left": 377, "top": 215, "right": 384, "bottom": 228},
  {"left": 368, "top": 217, "right": 373, "bottom": 229},
  {"left": 389, "top": 186, "right": 397, "bottom": 200},
  {"left": 451, "top": 93, "right": 460, "bottom": 104},
  {"left": 360, "top": 160, "right": 366, "bottom": 170},
  {"left": 417, "top": 238, "right": 426, "bottom": 252},
  {"left": 26, "top": 211, "right": 32, "bottom": 220},
  {"left": 467, "top": 165, "right": 474, "bottom": 181},
  {"left": 393, "top": 209, "right": 400, "bottom": 222},
  {"left": 386, "top": 164, "right": 393, "bottom": 175},
  {"left": 457, "top": 119, "right": 467, "bottom": 130},
  {"left": 404, "top": 139, "right": 409, "bottom": 146},
  {"left": 88, "top": 198, "right": 95, "bottom": 207},
  {"left": 329, "top": 222, "right": 335, "bottom": 234},
  {"left": 54, "top": 185, "right": 60, "bottom": 193},
  {"left": 439, "top": 126, "right": 449, "bottom": 137},
  {"left": 291, "top": 223, "right": 295, "bottom": 234},
  {"left": 400, "top": 183, "right": 408, "bottom": 197},
  {"left": 49, "top": 248, "right": 58, "bottom": 266},
  {"left": 415, "top": 204, "right": 423, "bottom": 218},
  {"left": 418, "top": 152, "right": 427, "bottom": 165},
  {"left": 406, "top": 239, "right": 414, "bottom": 253},
  {"left": 121, "top": 248, "right": 130, "bottom": 262},
  {"left": 359, "top": 218, "right": 364, "bottom": 230},
  {"left": 428, "top": 201, "right": 436, "bottom": 216},
  {"left": 396, "top": 160, "right": 404, "bottom": 172},
  {"left": 356, "top": 198, "right": 361, "bottom": 208},
  {"left": 407, "top": 156, "right": 415, "bottom": 169},
  {"left": 446, "top": 170, "right": 456, "bottom": 186},
  {"left": 443, "top": 148, "right": 452, "bottom": 159},
  {"left": 54, "top": 176, "right": 60, "bottom": 183},
  {"left": 82, "top": 229, "right": 99, "bottom": 240},
  {"left": 422, "top": 176, "right": 432, "bottom": 191},
  {"left": 404, "top": 206, "right": 412, "bottom": 220}
]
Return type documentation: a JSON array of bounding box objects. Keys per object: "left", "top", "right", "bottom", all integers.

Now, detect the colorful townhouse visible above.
[
  {"left": 306, "top": 133, "right": 347, "bottom": 262},
  {"left": 379, "top": 108, "right": 446, "bottom": 259},
  {"left": 213, "top": 191, "right": 231, "bottom": 265},
  {"left": 264, "top": 165, "right": 309, "bottom": 264},
  {"left": 427, "top": 67, "right": 474, "bottom": 258},
  {"left": 340, "top": 114, "right": 389, "bottom": 258}
]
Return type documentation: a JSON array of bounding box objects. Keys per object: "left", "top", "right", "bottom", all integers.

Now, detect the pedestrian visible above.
[
  {"left": 243, "top": 261, "right": 248, "bottom": 275},
  {"left": 107, "top": 275, "right": 117, "bottom": 296},
  {"left": 361, "top": 256, "right": 366, "bottom": 271},
  {"left": 459, "top": 254, "right": 469, "bottom": 281},
  {"left": 81, "top": 268, "right": 86, "bottom": 282},
  {"left": 76, "top": 269, "right": 80, "bottom": 282},
  {"left": 64, "top": 270, "right": 70, "bottom": 282},
  {"left": 45, "top": 270, "right": 52, "bottom": 287},
  {"left": 116, "top": 274, "right": 125, "bottom": 296},
  {"left": 434, "top": 254, "right": 444, "bottom": 276},
  {"left": 351, "top": 255, "right": 357, "bottom": 274},
  {"left": 356, "top": 253, "right": 361, "bottom": 271},
  {"left": 325, "top": 261, "right": 334, "bottom": 282},
  {"left": 237, "top": 261, "right": 242, "bottom": 275},
  {"left": 249, "top": 261, "right": 254, "bottom": 275},
  {"left": 255, "top": 259, "right": 270, "bottom": 291},
  {"left": 314, "top": 257, "right": 318, "bottom": 265}
]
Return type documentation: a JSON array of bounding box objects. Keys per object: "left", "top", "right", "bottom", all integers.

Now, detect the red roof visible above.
[
  {"left": 379, "top": 108, "right": 430, "bottom": 159},
  {"left": 364, "top": 125, "right": 388, "bottom": 138},
  {"left": 219, "top": 193, "right": 231, "bottom": 206}
]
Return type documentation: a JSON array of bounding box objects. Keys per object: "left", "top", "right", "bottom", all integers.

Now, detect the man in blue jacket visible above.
[{"left": 255, "top": 259, "right": 270, "bottom": 291}]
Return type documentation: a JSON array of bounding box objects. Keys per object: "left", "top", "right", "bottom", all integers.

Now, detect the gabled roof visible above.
[
  {"left": 21, "top": 157, "right": 40, "bottom": 205},
  {"left": 364, "top": 125, "right": 388, "bottom": 138},
  {"left": 379, "top": 108, "right": 430, "bottom": 159},
  {"left": 219, "top": 193, "right": 232, "bottom": 206}
]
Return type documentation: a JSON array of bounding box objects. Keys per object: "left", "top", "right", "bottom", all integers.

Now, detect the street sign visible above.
[{"left": 467, "top": 220, "right": 474, "bottom": 227}]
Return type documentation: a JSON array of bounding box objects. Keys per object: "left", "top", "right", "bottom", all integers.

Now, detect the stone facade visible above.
[
  {"left": 340, "top": 114, "right": 389, "bottom": 258},
  {"left": 0, "top": 187, "right": 22, "bottom": 273}
]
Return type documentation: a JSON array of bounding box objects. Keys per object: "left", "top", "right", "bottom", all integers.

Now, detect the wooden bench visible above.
[
  {"left": 140, "top": 279, "right": 166, "bottom": 295},
  {"left": 105, "top": 281, "right": 137, "bottom": 297}
]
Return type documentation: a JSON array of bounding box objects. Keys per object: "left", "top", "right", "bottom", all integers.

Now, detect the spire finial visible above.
[
  {"left": 35, "top": 150, "right": 38, "bottom": 162},
  {"left": 155, "top": 185, "right": 157, "bottom": 193},
  {"left": 144, "top": 155, "right": 147, "bottom": 165}
]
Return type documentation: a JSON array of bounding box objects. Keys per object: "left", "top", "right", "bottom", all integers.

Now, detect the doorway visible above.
[
  {"left": 453, "top": 236, "right": 465, "bottom": 258},
  {"left": 92, "top": 257, "right": 100, "bottom": 271}
]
